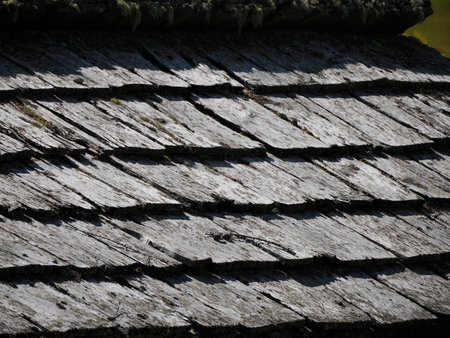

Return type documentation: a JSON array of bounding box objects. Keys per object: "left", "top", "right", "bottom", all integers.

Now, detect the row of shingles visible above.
[
  {"left": 185, "top": 30, "right": 450, "bottom": 92},
  {"left": 191, "top": 90, "right": 450, "bottom": 155},
  {"left": 104, "top": 206, "right": 450, "bottom": 270},
  {"left": 0, "top": 30, "right": 245, "bottom": 96},
  {"left": 1, "top": 260, "right": 448, "bottom": 337},
  {"left": 1, "top": 150, "right": 448, "bottom": 275},
  {"left": 0, "top": 94, "right": 264, "bottom": 161}
]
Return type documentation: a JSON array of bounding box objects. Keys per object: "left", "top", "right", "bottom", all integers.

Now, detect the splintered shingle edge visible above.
[{"left": 0, "top": 0, "right": 433, "bottom": 33}]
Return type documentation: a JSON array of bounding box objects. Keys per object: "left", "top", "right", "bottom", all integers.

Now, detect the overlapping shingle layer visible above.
[{"left": 0, "top": 29, "right": 449, "bottom": 337}]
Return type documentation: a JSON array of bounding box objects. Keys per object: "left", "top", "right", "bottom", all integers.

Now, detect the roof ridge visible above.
[{"left": 0, "top": 0, "right": 432, "bottom": 33}]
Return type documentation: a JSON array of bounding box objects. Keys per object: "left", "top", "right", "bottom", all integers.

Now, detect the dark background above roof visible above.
[{"left": 0, "top": 0, "right": 433, "bottom": 33}]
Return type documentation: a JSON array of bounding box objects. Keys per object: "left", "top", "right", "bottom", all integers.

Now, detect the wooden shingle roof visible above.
[{"left": 0, "top": 1, "right": 449, "bottom": 337}]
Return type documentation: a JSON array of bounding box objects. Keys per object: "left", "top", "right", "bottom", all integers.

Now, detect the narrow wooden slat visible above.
[
  {"left": 0, "top": 103, "right": 84, "bottom": 153},
  {"left": 37, "top": 98, "right": 165, "bottom": 154},
  {"left": 142, "top": 37, "right": 240, "bottom": 88},
  {"left": 153, "top": 95, "right": 263, "bottom": 152},
  {"left": 0, "top": 53, "right": 52, "bottom": 91},
  {"left": 9, "top": 163, "right": 94, "bottom": 211},
  {"left": 0, "top": 303, "right": 40, "bottom": 335},
  {"left": 0, "top": 174, "right": 59, "bottom": 213},
  {"left": 196, "top": 42, "right": 289, "bottom": 89},
  {"left": 267, "top": 155, "right": 370, "bottom": 204},
  {"left": 259, "top": 94, "right": 369, "bottom": 147},
  {"left": 315, "top": 156, "right": 420, "bottom": 203},
  {"left": 235, "top": 270, "right": 371, "bottom": 328},
  {"left": 209, "top": 212, "right": 394, "bottom": 264},
  {"left": 0, "top": 282, "right": 106, "bottom": 333},
  {"left": 388, "top": 94, "right": 450, "bottom": 136},
  {"left": 56, "top": 278, "right": 191, "bottom": 332},
  {"left": 364, "top": 154, "right": 450, "bottom": 199},
  {"left": 165, "top": 273, "right": 303, "bottom": 329},
  {"left": 374, "top": 265, "right": 450, "bottom": 316},
  {"left": 411, "top": 150, "right": 450, "bottom": 179},
  {"left": 322, "top": 270, "right": 436, "bottom": 324},
  {"left": 30, "top": 159, "right": 140, "bottom": 210},
  {"left": 24, "top": 99, "right": 113, "bottom": 153},
  {"left": 114, "top": 156, "right": 272, "bottom": 206},
  {"left": 0, "top": 133, "right": 34, "bottom": 160},
  {"left": 331, "top": 210, "right": 449, "bottom": 258},
  {"left": 393, "top": 209, "right": 450, "bottom": 251},
  {"left": 108, "top": 213, "right": 277, "bottom": 267},
  {"left": 356, "top": 92, "right": 446, "bottom": 140},
  {"left": 310, "top": 94, "right": 432, "bottom": 148},
  {"left": 70, "top": 155, "right": 180, "bottom": 209},
  {"left": 93, "top": 98, "right": 182, "bottom": 148},
  {"left": 193, "top": 94, "right": 326, "bottom": 151},
  {"left": 0, "top": 218, "right": 136, "bottom": 268}
]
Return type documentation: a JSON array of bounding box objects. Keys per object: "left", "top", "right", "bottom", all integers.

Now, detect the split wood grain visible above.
[
  {"left": 374, "top": 265, "right": 450, "bottom": 316},
  {"left": 356, "top": 92, "right": 446, "bottom": 140},
  {"left": 259, "top": 94, "right": 369, "bottom": 147},
  {"left": 322, "top": 270, "right": 436, "bottom": 324},
  {"left": 315, "top": 156, "right": 420, "bottom": 202},
  {"left": 193, "top": 94, "right": 326, "bottom": 151},
  {"left": 309, "top": 94, "right": 432, "bottom": 148},
  {"left": 108, "top": 213, "right": 277, "bottom": 267},
  {"left": 37, "top": 99, "right": 165, "bottom": 154},
  {"left": 331, "top": 210, "right": 450, "bottom": 258},
  {"left": 152, "top": 95, "right": 263, "bottom": 152},
  {"left": 235, "top": 270, "right": 371, "bottom": 328},
  {"left": 364, "top": 154, "right": 450, "bottom": 199}
]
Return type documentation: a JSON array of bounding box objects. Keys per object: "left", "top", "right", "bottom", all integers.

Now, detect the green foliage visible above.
[{"left": 405, "top": 0, "right": 450, "bottom": 57}]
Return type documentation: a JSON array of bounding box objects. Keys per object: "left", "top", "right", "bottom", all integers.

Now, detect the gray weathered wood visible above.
[
  {"left": 108, "top": 213, "right": 277, "bottom": 267},
  {"left": 113, "top": 155, "right": 272, "bottom": 206},
  {"left": 356, "top": 92, "right": 446, "bottom": 140},
  {"left": 364, "top": 154, "right": 450, "bottom": 199},
  {"left": 315, "top": 156, "right": 420, "bottom": 202},
  {"left": 76, "top": 32, "right": 190, "bottom": 89},
  {"left": 259, "top": 94, "right": 369, "bottom": 147},
  {"left": 56, "top": 277, "right": 191, "bottom": 332},
  {"left": 37, "top": 99, "right": 165, "bottom": 154},
  {"left": 0, "top": 132, "right": 34, "bottom": 160},
  {"left": 70, "top": 155, "right": 180, "bottom": 209},
  {"left": 331, "top": 210, "right": 449, "bottom": 258},
  {"left": 413, "top": 92, "right": 450, "bottom": 114},
  {"left": 0, "top": 302, "right": 41, "bottom": 335},
  {"left": 410, "top": 150, "right": 450, "bottom": 180},
  {"left": 152, "top": 95, "right": 263, "bottom": 151},
  {"left": 235, "top": 270, "right": 371, "bottom": 328},
  {"left": 267, "top": 154, "right": 370, "bottom": 204},
  {"left": 195, "top": 40, "right": 291, "bottom": 89},
  {"left": 374, "top": 265, "right": 450, "bottom": 316},
  {"left": 388, "top": 94, "right": 450, "bottom": 136},
  {"left": 0, "top": 218, "right": 136, "bottom": 268},
  {"left": 93, "top": 98, "right": 182, "bottom": 148},
  {"left": 309, "top": 95, "right": 432, "bottom": 148},
  {"left": 393, "top": 209, "right": 450, "bottom": 251},
  {"left": 193, "top": 94, "right": 326, "bottom": 150},
  {"left": 165, "top": 273, "right": 303, "bottom": 328},
  {"left": 0, "top": 281, "right": 106, "bottom": 333},
  {"left": 323, "top": 270, "right": 436, "bottom": 324},
  {"left": 0, "top": 174, "right": 60, "bottom": 213},
  {"left": 0, "top": 103, "right": 84, "bottom": 153},
  {"left": 142, "top": 37, "right": 241, "bottom": 88},
  {"left": 9, "top": 163, "right": 94, "bottom": 211},
  {"left": 24, "top": 99, "right": 113, "bottom": 153},
  {"left": 209, "top": 212, "right": 394, "bottom": 264},
  {"left": 0, "top": 216, "right": 65, "bottom": 268},
  {"left": 0, "top": 53, "right": 52, "bottom": 91},
  {"left": 69, "top": 217, "right": 180, "bottom": 269},
  {"left": 30, "top": 159, "right": 140, "bottom": 210}
]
